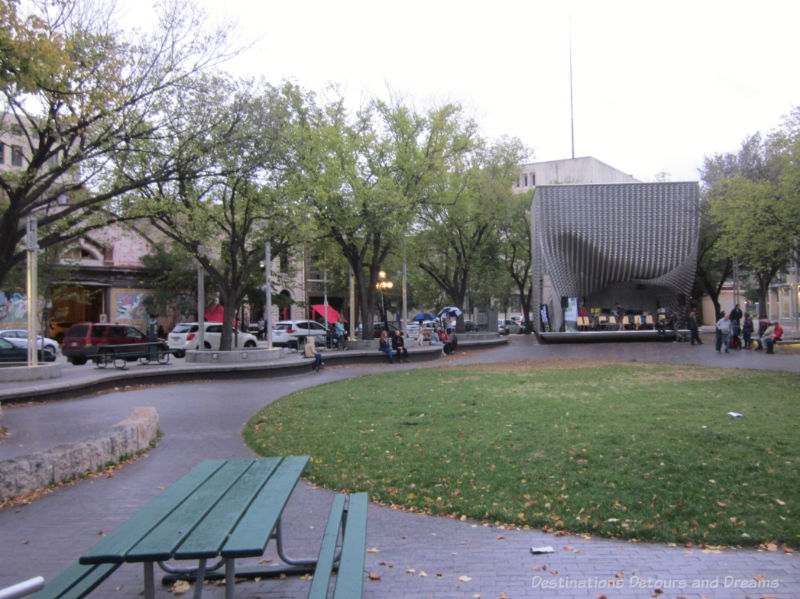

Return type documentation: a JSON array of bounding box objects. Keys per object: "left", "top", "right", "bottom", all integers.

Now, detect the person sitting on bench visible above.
[
  {"left": 392, "top": 330, "right": 409, "bottom": 362},
  {"left": 378, "top": 330, "right": 393, "bottom": 363},
  {"left": 304, "top": 336, "right": 323, "bottom": 371}
]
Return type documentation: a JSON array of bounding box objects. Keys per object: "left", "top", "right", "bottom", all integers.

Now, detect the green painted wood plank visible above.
[
  {"left": 332, "top": 493, "right": 368, "bottom": 599},
  {"left": 221, "top": 456, "right": 309, "bottom": 558},
  {"left": 306, "top": 494, "right": 346, "bottom": 599},
  {"left": 80, "top": 460, "right": 226, "bottom": 564},
  {"left": 174, "top": 458, "right": 282, "bottom": 559},
  {"left": 32, "top": 563, "right": 119, "bottom": 599},
  {"left": 125, "top": 459, "right": 254, "bottom": 562}
]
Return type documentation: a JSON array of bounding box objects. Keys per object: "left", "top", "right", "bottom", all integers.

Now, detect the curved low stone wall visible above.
[
  {"left": 0, "top": 407, "right": 159, "bottom": 502},
  {"left": 0, "top": 363, "right": 62, "bottom": 383},
  {"left": 185, "top": 347, "right": 287, "bottom": 363}
]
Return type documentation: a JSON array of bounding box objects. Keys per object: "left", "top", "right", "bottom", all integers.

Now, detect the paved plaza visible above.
[{"left": 1, "top": 336, "right": 798, "bottom": 598}]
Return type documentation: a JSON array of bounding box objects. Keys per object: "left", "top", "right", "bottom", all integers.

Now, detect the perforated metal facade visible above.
[{"left": 531, "top": 182, "right": 700, "bottom": 332}]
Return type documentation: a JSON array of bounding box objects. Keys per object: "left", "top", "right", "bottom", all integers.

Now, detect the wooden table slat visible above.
[
  {"left": 125, "top": 459, "right": 254, "bottom": 562},
  {"left": 221, "top": 456, "right": 309, "bottom": 558},
  {"left": 80, "top": 460, "right": 227, "bottom": 564},
  {"left": 174, "top": 458, "right": 282, "bottom": 559}
]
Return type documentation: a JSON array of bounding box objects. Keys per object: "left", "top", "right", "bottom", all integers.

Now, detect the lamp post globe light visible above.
[{"left": 376, "top": 270, "right": 393, "bottom": 333}]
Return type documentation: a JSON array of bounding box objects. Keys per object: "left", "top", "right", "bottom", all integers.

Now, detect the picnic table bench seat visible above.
[
  {"left": 307, "top": 492, "right": 368, "bottom": 599},
  {"left": 30, "top": 563, "right": 119, "bottom": 599}
]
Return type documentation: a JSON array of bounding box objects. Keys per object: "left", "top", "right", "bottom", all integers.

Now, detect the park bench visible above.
[
  {"left": 31, "top": 458, "right": 367, "bottom": 599},
  {"left": 89, "top": 342, "right": 176, "bottom": 370}
]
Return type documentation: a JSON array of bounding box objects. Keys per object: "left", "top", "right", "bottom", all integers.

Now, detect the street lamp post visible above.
[
  {"left": 376, "top": 270, "right": 393, "bottom": 332},
  {"left": 25, "top": 216, "right": 38, "bottom": 366}
]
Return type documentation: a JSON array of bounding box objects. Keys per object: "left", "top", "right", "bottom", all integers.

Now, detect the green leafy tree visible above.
[
  {"left": 0, "top": 0, "right": 233, "bottom": 287},
  {"left": 704, "top": 122, "right": 800, "bottom": 317},
  {"left": 299, "top": 96, "right": 474, "bottom": 338},
  {"left": 125, "top": 78, "right": 306, "bottom": 349},
  {"left": 498, "top": 187, "right": 534, "bottom": 331},
  {"left": 414, "top": 138, "right": 524, "bottom": 331}
]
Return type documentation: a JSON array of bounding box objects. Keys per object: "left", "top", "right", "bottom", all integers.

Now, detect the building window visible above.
[
  {"left": 279, "top": 250, "right": 289, "bottom": 274},
  {"left": 11, "top": 145, "right": 24, "bottom": 167},
  {"left": 531, "top": 173, "right": 536, "bottom": 186},
  {"left": 0, "top": 142, "right": 4, "bottom": 164},
  {"left": 523, "top": 174, "right": 528, "bottom": 187}
]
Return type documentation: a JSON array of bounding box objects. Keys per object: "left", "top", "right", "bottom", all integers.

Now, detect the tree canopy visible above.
[
  {"left": 0, "top": 0, "right": 233, "bottom": 287},
  {"left": 701, "top": 108, "right": 800, "bottom": 318}
]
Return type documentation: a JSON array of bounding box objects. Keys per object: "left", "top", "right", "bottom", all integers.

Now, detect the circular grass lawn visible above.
[{"left": 243, "top": 360, "right": 800, "bottom": 548}]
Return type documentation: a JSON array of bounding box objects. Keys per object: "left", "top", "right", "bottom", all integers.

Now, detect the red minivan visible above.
[{"left": 61, "top": 322, "right": 153, "bottom": 365}]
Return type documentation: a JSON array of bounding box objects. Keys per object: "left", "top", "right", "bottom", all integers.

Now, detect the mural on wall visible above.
[
  {"left": 114, "top": 292, "right": 151, "bottom": 321},
  {"left": 0, "top": 291, "right": 30, "bottom": 325}
]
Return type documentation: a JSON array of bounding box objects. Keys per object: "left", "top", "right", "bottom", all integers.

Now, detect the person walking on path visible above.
[
  {"left": 716, "top": 313, "right": 732, "bottom": 353},
  {"left": 688, "top": 310, "right": 702, "bottom": 345}
]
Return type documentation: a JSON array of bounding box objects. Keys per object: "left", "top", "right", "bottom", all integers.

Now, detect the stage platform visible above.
[{"left": 537, "top": 329, "right": 691, "bottom": 343}]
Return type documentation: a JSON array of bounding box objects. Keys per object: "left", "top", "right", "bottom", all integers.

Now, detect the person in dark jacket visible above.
[{"left": 392, "top": 330, "right": 409, "bottom": 362}]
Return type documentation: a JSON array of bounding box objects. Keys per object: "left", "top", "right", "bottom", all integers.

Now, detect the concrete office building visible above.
[
  {"left": 513, "top": 156, "right": 638, "bottom": 192},
  {"left": 531, "top": 182, "right": 701, "bottom": 333}
]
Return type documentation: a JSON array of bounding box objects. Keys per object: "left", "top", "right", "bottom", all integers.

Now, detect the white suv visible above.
[
  {"left": 272, "top": 320, "right": 328, "bottom": 348},
  {"left": 168, "top": 322, "right": 258, "bottom": 357}
]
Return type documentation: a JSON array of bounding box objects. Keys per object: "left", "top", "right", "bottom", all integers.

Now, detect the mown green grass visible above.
[{"left": 243, "top": 361, "right": 800, "bottom": 547}]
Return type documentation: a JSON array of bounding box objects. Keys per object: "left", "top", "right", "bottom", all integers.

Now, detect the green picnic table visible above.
[{"left": 33, "top": 457, "right": 367, "bottom": 599}]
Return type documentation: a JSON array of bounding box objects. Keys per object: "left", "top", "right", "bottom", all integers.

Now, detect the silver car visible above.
[
  {"left": 167, "top": 322, "right": 258, "bottom": 357},
  {"left": 0, "top": 328, "right": 59, "bottom": 361},
  {"left": 272, "top": 320, "right": 328, "bottom": 349}
]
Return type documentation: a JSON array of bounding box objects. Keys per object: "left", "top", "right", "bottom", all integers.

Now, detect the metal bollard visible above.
[{"left": 0, "top": 577, "right": 45, "bottom": 599}]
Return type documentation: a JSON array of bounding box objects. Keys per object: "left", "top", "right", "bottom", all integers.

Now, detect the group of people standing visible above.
[{"left": 715, "top": 303, "right": 783, "bottom": 354}]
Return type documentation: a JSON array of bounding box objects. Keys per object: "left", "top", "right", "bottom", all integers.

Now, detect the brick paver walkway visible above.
[{"left": 1, "top": 336, "right": 798, "bottom": 598}]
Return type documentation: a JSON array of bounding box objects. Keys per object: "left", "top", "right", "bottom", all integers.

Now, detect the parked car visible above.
[
  {"left": 61, "top": 322, "right": 157, "bottom": 365},
  {"left": 464, "top": 320, "right": 479, "bottom": 332},
  {"left": 0, "top": 337, "right": 52, "bottom": 362},
  {"left": 370, "top": 322, "right": 399, "bottom": 338},
  {"left": 272, "top": 320, "right": 328, "bottom": 349},
  {"left": 168, "top": 322, "right": 259, "bottom": 357},
  {"left": 0, "top": 329, "right": 59, "bottom": 361}
]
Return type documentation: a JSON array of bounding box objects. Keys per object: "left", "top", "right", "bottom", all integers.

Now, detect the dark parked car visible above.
[
  {"left": 464, "top": 320, "right": 478, "bottom": 332},
  {"left": 371, "top": 322, "right": 399, "bottom": 338},
  {"left": 61, "top": 322, "right": 159, "bottom": 365},
  {"left": 0, "top": 337, "right": 51, "bottom": 362}
]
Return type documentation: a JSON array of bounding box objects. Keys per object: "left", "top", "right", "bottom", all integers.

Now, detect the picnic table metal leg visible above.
[
  {"left": 144, "top": 562, "right": 155, "bottom": 599},
  {"left": 274, "top": 520, "right": 318, "bottom": 567},
  {"left": 192, "top": 559, "right": 207, "bottom": 599},
  {"left": 225, "top": 559, "right": 235, "bottom": 599}
]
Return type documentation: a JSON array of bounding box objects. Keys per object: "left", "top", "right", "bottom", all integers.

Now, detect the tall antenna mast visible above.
[{"left": 569, "top": 15, "right": 575, "bottom": 159}]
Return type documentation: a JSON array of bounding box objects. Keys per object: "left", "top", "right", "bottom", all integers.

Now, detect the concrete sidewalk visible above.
[{"left": 1, "top": 336, "right": 798, "bottom": 598}]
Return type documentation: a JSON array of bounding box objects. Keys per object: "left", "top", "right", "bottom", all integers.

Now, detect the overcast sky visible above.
[{"left": 124, "top": 0, "right": 800, "bottom": 182}]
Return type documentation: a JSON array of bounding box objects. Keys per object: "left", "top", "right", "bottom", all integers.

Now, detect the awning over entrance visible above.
[{"left": 311, "top": 304, "right": 343, "bottom": 323}]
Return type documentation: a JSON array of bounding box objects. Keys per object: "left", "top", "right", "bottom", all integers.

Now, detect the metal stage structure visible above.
[{"left": 531, "top": 182, "right": 701, "bottom": 336}]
